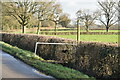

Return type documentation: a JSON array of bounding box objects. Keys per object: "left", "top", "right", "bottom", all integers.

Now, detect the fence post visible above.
[{"left": 77, "top": 19, "right": 80, "bottom": 44}]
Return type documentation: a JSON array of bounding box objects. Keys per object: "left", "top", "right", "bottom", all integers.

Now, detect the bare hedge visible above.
[
  {"left": 1, "top": 33, "right": 119, "bottom": 79},
  {"left": 41, "top": 32, "right": 120, "bottom": 35}
]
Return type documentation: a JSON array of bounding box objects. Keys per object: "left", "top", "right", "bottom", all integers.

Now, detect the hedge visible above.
[
  {"left": 1, "top": 32, "right": 120, "bottom": 79},
  {"left": 74, "top": 42, "right": 119, "bottom": 79},
  {"left": 1, "top": 41, "right": 94, "bottom": 79},
  {"left": 41, "top": 32, "right": 120, "bottom": 35}
]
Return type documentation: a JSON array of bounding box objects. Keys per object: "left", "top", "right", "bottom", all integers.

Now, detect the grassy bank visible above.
[{"left": 0, "top": 41, "right": 95, "bottom": 80}]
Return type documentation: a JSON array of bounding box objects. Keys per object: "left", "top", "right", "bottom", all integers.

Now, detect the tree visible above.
[
  {"left": 48, "top": 3, "right": 63, "bottom": 35},
  {"left": 98, "top": 0, "right": 118, "bottom": 32},
  {"left": 0, "top": 1, "right": 2, "bottom": 31},
  {"left": 3, "top": 0, "right": 37, "bottom": 33},
  {"left": 59, "top": 13, "right": 71, "bottom": 27},
  {"left": 76, "top": 10, "right": 98, "bottom": 32},
  {"left": 116, "top": 1, "right": 120, "bottom": 27},
  {"left": 41, "top": 20, "right": 55, "bottom": 27},
  {"left": 36, "top": 1, "right": 54, "bottom": 34},
  {"left": 1, "top": 2, "right": 20, "bottom": 31},
  {"left": 117, "top": 1, "right": 120, "bottom": 13}
]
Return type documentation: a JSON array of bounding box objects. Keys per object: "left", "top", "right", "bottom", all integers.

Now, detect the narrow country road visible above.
[{"left": 0, "top": 50, "right": 55, "bottom": 80}]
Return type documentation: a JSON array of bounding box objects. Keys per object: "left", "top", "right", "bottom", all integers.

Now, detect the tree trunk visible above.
[
  {"left": 106, "top": 26, "right": 109, "bottom": 32},
  {"left": 54, "top": 22, "right": 57, "bottom": 35},
  {"left": 106, "top": 19, "right": 109, "bottom": 32},
  {"left": 86, "top": 28, "right": 89, "bottom": 32},
  {"left": 22, "top": 25, "right": 25, "bottom": 33},
  {"left": 85, "top": 25, "right": 89, "bottom": 32},
  {"left": 37, "top": 21, "right": 41, "bottom": 34},
  {"left": 106, "top": 23, "right": 109, "bottom": 32}
]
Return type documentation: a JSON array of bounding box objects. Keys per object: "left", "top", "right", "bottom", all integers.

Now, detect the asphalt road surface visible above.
[{"left": 0, "top": 50, "right": 55, "bottom": 80}]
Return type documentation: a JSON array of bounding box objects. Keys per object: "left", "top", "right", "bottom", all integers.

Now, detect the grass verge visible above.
[{"left": 0, "top": 41, "right": 95, "bottom": 80}]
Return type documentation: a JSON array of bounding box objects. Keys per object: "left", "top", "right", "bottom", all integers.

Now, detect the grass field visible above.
[
  {"left": 45, "top": 35, "right": 119, "bottom": 43},
  {"left": 5, "top": 28, "right": 119, "bottom": 43}
]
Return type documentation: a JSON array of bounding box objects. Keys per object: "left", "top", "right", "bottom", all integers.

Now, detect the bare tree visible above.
[
  {"left": 36, "top": 1, "right": 54, "bottom": 34},
  {"left": 48, "top": 4, "right": 62, "bottom": 35},
  {"left": 98, "top": 0, "right": 118, "bottom": 32},
  {"left": 116, "top": 1, "right": 120, "bottom": 27},
  {"left": 4, "top": 0, "right": 37, "bottom": 33},
  {"left": 76, "top": 10, "right": 98, "bottom": 32}
]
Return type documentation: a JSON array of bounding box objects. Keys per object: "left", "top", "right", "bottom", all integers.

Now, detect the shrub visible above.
[{"left": 75, "top": 42, "right": 119, "bottom": 79}]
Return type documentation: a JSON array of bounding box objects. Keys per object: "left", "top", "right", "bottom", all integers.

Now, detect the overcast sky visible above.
[{"left": 56, "top": 0, "right": 99, "bottom": 19}]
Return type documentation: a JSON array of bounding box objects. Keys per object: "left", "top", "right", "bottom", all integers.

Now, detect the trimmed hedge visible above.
[
  {"left": 1, "top": 33, "right": 76, "bottom": 62},
  {"left": 1, "top": 32, "right": 120, "bottom": 79},
  {"left": 1, "top": 41, "right": 94, "bottom": 79},
  {"left": 74, "top": 42, "right": 119, "bottom": 79}
]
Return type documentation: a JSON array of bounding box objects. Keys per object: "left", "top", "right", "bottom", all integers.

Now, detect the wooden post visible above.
[{"left": 77, "top": 19, "right": 80, "bottom": 44}]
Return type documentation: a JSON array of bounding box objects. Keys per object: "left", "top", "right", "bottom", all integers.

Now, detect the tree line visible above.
[
  {"left": 1, "top": 0, "right": 71, "bottom": 34},
  {"left": 76, "top": 0, "right": 119, "bottom": 32},
  {"left": 1, "top": 0, "right": 120, "bottom": 33}
]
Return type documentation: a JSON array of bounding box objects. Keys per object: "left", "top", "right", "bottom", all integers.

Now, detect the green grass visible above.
[
  {"left": 46, "top": 35, "right": 119, "bottom": 43},
  {"left": 5, "top": 28, "right": 119, "bottom": 43},
  {"left": 7, "top": 31, "right": 119, "bottom": 43},
  {"left": 0, "top": 41, "right": 95, "bottom": 79}
]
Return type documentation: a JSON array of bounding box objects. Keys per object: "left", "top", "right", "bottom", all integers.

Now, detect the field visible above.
[
  {"left": 45, "top": 35, "right": 119, "bottom": 43},
  {"left": 6, "top": 27, "right": 119, "bottom": 43}
]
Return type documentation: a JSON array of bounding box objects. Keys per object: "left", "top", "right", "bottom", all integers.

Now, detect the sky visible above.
[{"left": 56, "top": 0, "right": 99, "bottom": 19}]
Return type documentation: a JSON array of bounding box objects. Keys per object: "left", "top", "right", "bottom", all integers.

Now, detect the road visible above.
[{"left": 0, "top": 50, "right": 55, "bottom": 80}]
